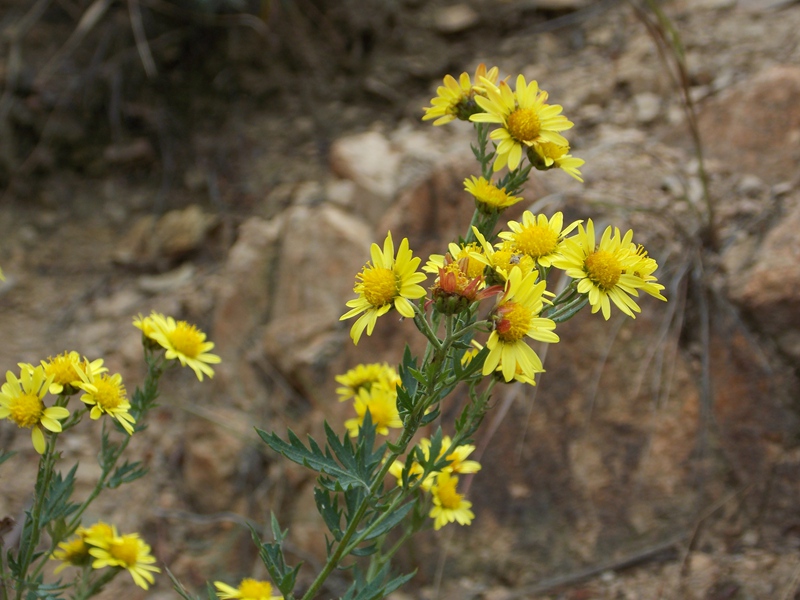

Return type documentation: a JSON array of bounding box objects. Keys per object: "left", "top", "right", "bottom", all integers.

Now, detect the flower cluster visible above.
[
  {"left": 134, "top": 311, "right": 221, "bottom": 380},
  {"left": 338, "top": 362, "right": 403, "bottom": 437},
  {"left": 389, "top": 436, "right": 480, "bottom": 530},
  {"left": 52, "top": 522, "right": 160, "bottom": 589}
]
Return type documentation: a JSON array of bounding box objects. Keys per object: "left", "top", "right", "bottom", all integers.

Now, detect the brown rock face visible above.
[{"left": 696, "top": 65, "right": 800, "bottom": 182}]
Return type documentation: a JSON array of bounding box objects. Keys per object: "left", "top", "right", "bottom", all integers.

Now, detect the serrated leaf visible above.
[
  {"left": 256, "top": 428, "right": 370, "bottom": 491},
  {"left": 349, "top": 543, "right": 377, "bottom": 557},
  {"left": 361, "top": 501, "right": 414, "bottom": 541},
  {"left": 314, "top": 487, "right": 343, "bottom": 540},
  {"left": 106, "top": 460, "right": 148, "bottom": 489}
]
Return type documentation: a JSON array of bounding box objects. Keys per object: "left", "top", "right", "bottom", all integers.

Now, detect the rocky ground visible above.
[{"left": 2, "top": 0, "right": 800, "bottom": 598}]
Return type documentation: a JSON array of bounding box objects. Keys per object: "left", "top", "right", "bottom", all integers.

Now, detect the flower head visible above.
[
  {"left": 628, "top": 244, "right": 667, "bottom": 302},
  {"left": 464, "top": 176, "right": 523, "bottom": 213},
  {"left": 51, "top": 522, "right": 116, "bottom": 573},
  {"left": 422, "top": 64, "right": 501, "bottom": 125},
  {"left": 471, "top": 227, "right": 536, "bottom": 285},
  {"left": 528, "top": 141, "right": 585, "bottom": 182},
  {"left": 429, "top": 472, "right": 475, "bottom": 530},
  {"left": 484, "top": 267, "right": 559, "bottom": 382},
  {"left": 40, "top": 352, "right": 106, "bottom": 395},
  {"left": 498, "top": 211, "right": 582, "bottom": 268},
  {"left": 0, "top": 365, "right": 68, "bottom": 453},
  {"left": 552, "top": 220, "right": 655, "bottom": 320},
  {"left": 340, "top": 232, "right": 427, "bottom": 345},
  {"left": 214, "top": 578, "right": 283, "bottom": 600},
  {"left": 88, "top": 526, "right": 160, "bottom": 590},
  {"left": 335, "top": 363, "right": 400, "bottom": 402},
  {"left": 344, "top": 385, "right": 402, "bottom": 438},
  {"left": 470, "top": 75, "right": 574, "bottom": 172},
  {"left": 75, "top": 364, "right": 136, "bottom": 435},
  {"left": 142, "top": 312, "right": 221, "bottom": 381},
  {"left": 427, "top": 255, "right": 501, "bottom": 315}
]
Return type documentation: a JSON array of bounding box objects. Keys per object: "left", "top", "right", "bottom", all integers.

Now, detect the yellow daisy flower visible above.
[
  {"left": 389, "top": 456, "right": 429, "bottom": 489},
  {"left": 462, "top": 340, "right": 537, "bottom": 385},
  {"left": 422, "top": 63, "right": 500, "bottom": 126},
  {"left": 484, "top": 267, "right": 559, "bottom": 382},
  {"left": 551, "top": 219, "right": 649, "bottom": 320},
  {"left": 424, "top": 242, "right": 485, "bottom": 280},
  {"left": 75, "top": 364, "right": 136, "bottom": 435},
  {"left": 52, "top": 534, "right": 90, "bottom": 573},
  {"left": 344, "top": 385, "right": 402, "bottom": 438},
  {"left": 498, "top": 210, "right": 582, "bottom": 268},
  {"left": 463, "top": 176, "right": 524, "bottom": 213},
  {"left": 145, "top": 312, "right": 222, "bottom": 381},
  {"left": 470, "top": 227, "right": 536, "bottom": 284},
  {"left": 529, "top": 140, "right": 585, "bottom": 182},
  {"left": 436, "top": 436, "right": 481, "bottom": 475},
  {"left": 214, "top": 578, "right": 283, "bottom": 600},
  {"left": 429, "top": 472, "right": 475, "bottom": 530},
  {"left": 470, "top": 75, "right": 574, "bottom": 172},
  {"left": 628, "top": 244, "right": 667, "bottom": 302},
  {"left": 335, "top": 362, "right": 400, "bottom": 402},
  {"left": 40, "top": 352, "right": 106, "bottom": 395},
  {"left": 0, "top": 365, "right": 68, "bottom": 454},
  {"left": 88, "top": 526, "right": 160, "bottom": 590},
  {"left": 340, "top": 231, "right": 427, "bottom": 345}
]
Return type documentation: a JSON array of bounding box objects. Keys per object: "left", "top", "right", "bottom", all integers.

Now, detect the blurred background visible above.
[{"left": 1, "top": 0, "right": 800, "bottom": 598}]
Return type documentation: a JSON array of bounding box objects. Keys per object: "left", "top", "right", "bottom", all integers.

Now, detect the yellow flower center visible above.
[
  {"left": 514, "top": 225, "right": 559, "bottom": 258},
  {"left": 239, "top": 579, "right": 275, "bottom": 597},
  {"left": 58, "top": 537, "right": 89, "bottom": 562},
  {"left": 358, "top": 266, "right": 398, "bottom": 307},
  {"left": 9, "top": 393, "right": 43, "bottom": 428},
  {"left": 436, "top": 479, "right": 463, "bottom": 509},
  {"left": 109, "top": 537, "right": 139, "bottom": 567},
  {"left": 585, "top": 250, "right": 622, "bottom": 290},
  {"left": 476, "top": 182, "right": 511, "bottom": 207},
  {"left": 507, "top": 107, "right": 541, "bottom": 143},
  {"left": 45, "top": 353, "right": 79, "bottom": 386},
  {"left": 168, "top": 322, "right": 204, "bottom": 358},
  {"left": 454, "top": 244, "right": 485, "bottom": 279},
  {"left": 493, "top": 246, "right": 535, "bottom": 275},
  {"left": 496, "top": 302, "right": 533, "bottom": 342},
  {"left": 92, "top": 376, "right": 126, "bottom": 410}
]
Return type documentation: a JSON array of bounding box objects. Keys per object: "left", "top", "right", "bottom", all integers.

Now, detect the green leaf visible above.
[
  {"left": 252, "top": 517, "right": 301, "bottom": 598},
  {"left": 340, "top": 563, "right": 416, "bottom": 600},
  {"left": 41, "top": 465, "right": 79, "bottom": 524},
  {"left": 314, "top": 487, "right": 343, "bottom": 541},
  {"left": 360, "top": 501, "right": 414, "bottom": 541},
  {"left": 349, "top": 543, "right": 377, "bottom": 557},
  {"left": 106, "top": 460, "right": 148, "bottom": 489},
  {"left": 256, "top": 427, "right": 370, "bottom": 491},
  {"left": 0, "top": 448, "right": 15, "bottom": 466}
]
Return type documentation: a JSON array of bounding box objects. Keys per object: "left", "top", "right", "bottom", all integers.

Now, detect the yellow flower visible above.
[
  {"left": 470, "top": 75, "right": 574, "bottom": 172},
  {"left": 484, "top": 267, "right": 559, "bottom": 382},
  {"left": 424, "top": 242, "right": 485, "bottom": 280},
  {"left": 335, "top": 363, "right": 400, "bottom": 402},
  {"left": 498, "top": 211, "right": 582, "bottom": 268},
  {"left": 529, "top": 140, "right": 585, "bottom": 182},
  {"left": 52, "top": 535, "right": 90, "bottom": 573},
  {"left": 429, "top": 472, "right": 475, "bottom": 530},
  {"left": 145, "top": 312, "right": 222, "bottom": 381},
  {"left": 344, "top": 385, "right": 402, "bottom": 438},
  {"left": 40, "top": 352, "right": 106, "bottom": 395},
  {"left": 471, "top": 227, "right": 536, "bottom": 284},
  {"left": 0, "top": 365, "right": 68, "bottom": 454},
  {"left": 551, "top": 220, "right": 652, "bottom": 320},
  {"left": 627, "top": 244, "right": 667, "bottom": 302},
  {"left": 75, "top": 364, "right": 136, "bottom": 435},
  {"left": 340, "top": 232, "right": 427, "bottom": 345},
  {"left": 463, "top": 340, "right": 537, "bottom": 385},
  {"left": 214, "top": 578, "right": 283, "bottom": 600},
  {"left": 422, "top": 63, "right": 500, "bottom": 125},
  {"left": 463, "top": 176, "right": 523, "bottom": 213},
  {"left": 88, "top": 526, "right": 160, "bottom": 590}
]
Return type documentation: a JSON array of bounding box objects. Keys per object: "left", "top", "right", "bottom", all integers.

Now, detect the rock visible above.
[
  {"left": 433, "top": 5, "right": 480, "bottom": 34},
  {"left": 727, "top": 195, "right": 800, "bottom": 362},
  {"left": 181, "top": 415, "right": 246, "bottom": 513},
  {"left": 113, "top": 205, "right": 219, "bottom": 269},
  {"left": 329, "top": 130, "right": 402, "bottom": 200},
  {"left": 633, "top": 92, "right": 662, "bottom": 124},
  {"left": 137, "top": 263, "right": 196, "bottom": 294},
  {"left": 696, "top": 65, "right": 800, "bottom": 182}
]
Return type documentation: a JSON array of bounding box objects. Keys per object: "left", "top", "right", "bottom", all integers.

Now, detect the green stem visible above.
[
  {"left": 547, "top": 296, "right": 589, "bottom": 323},
  {"left": 14, "top": 434, "right": 59, "bottom": 600}
]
